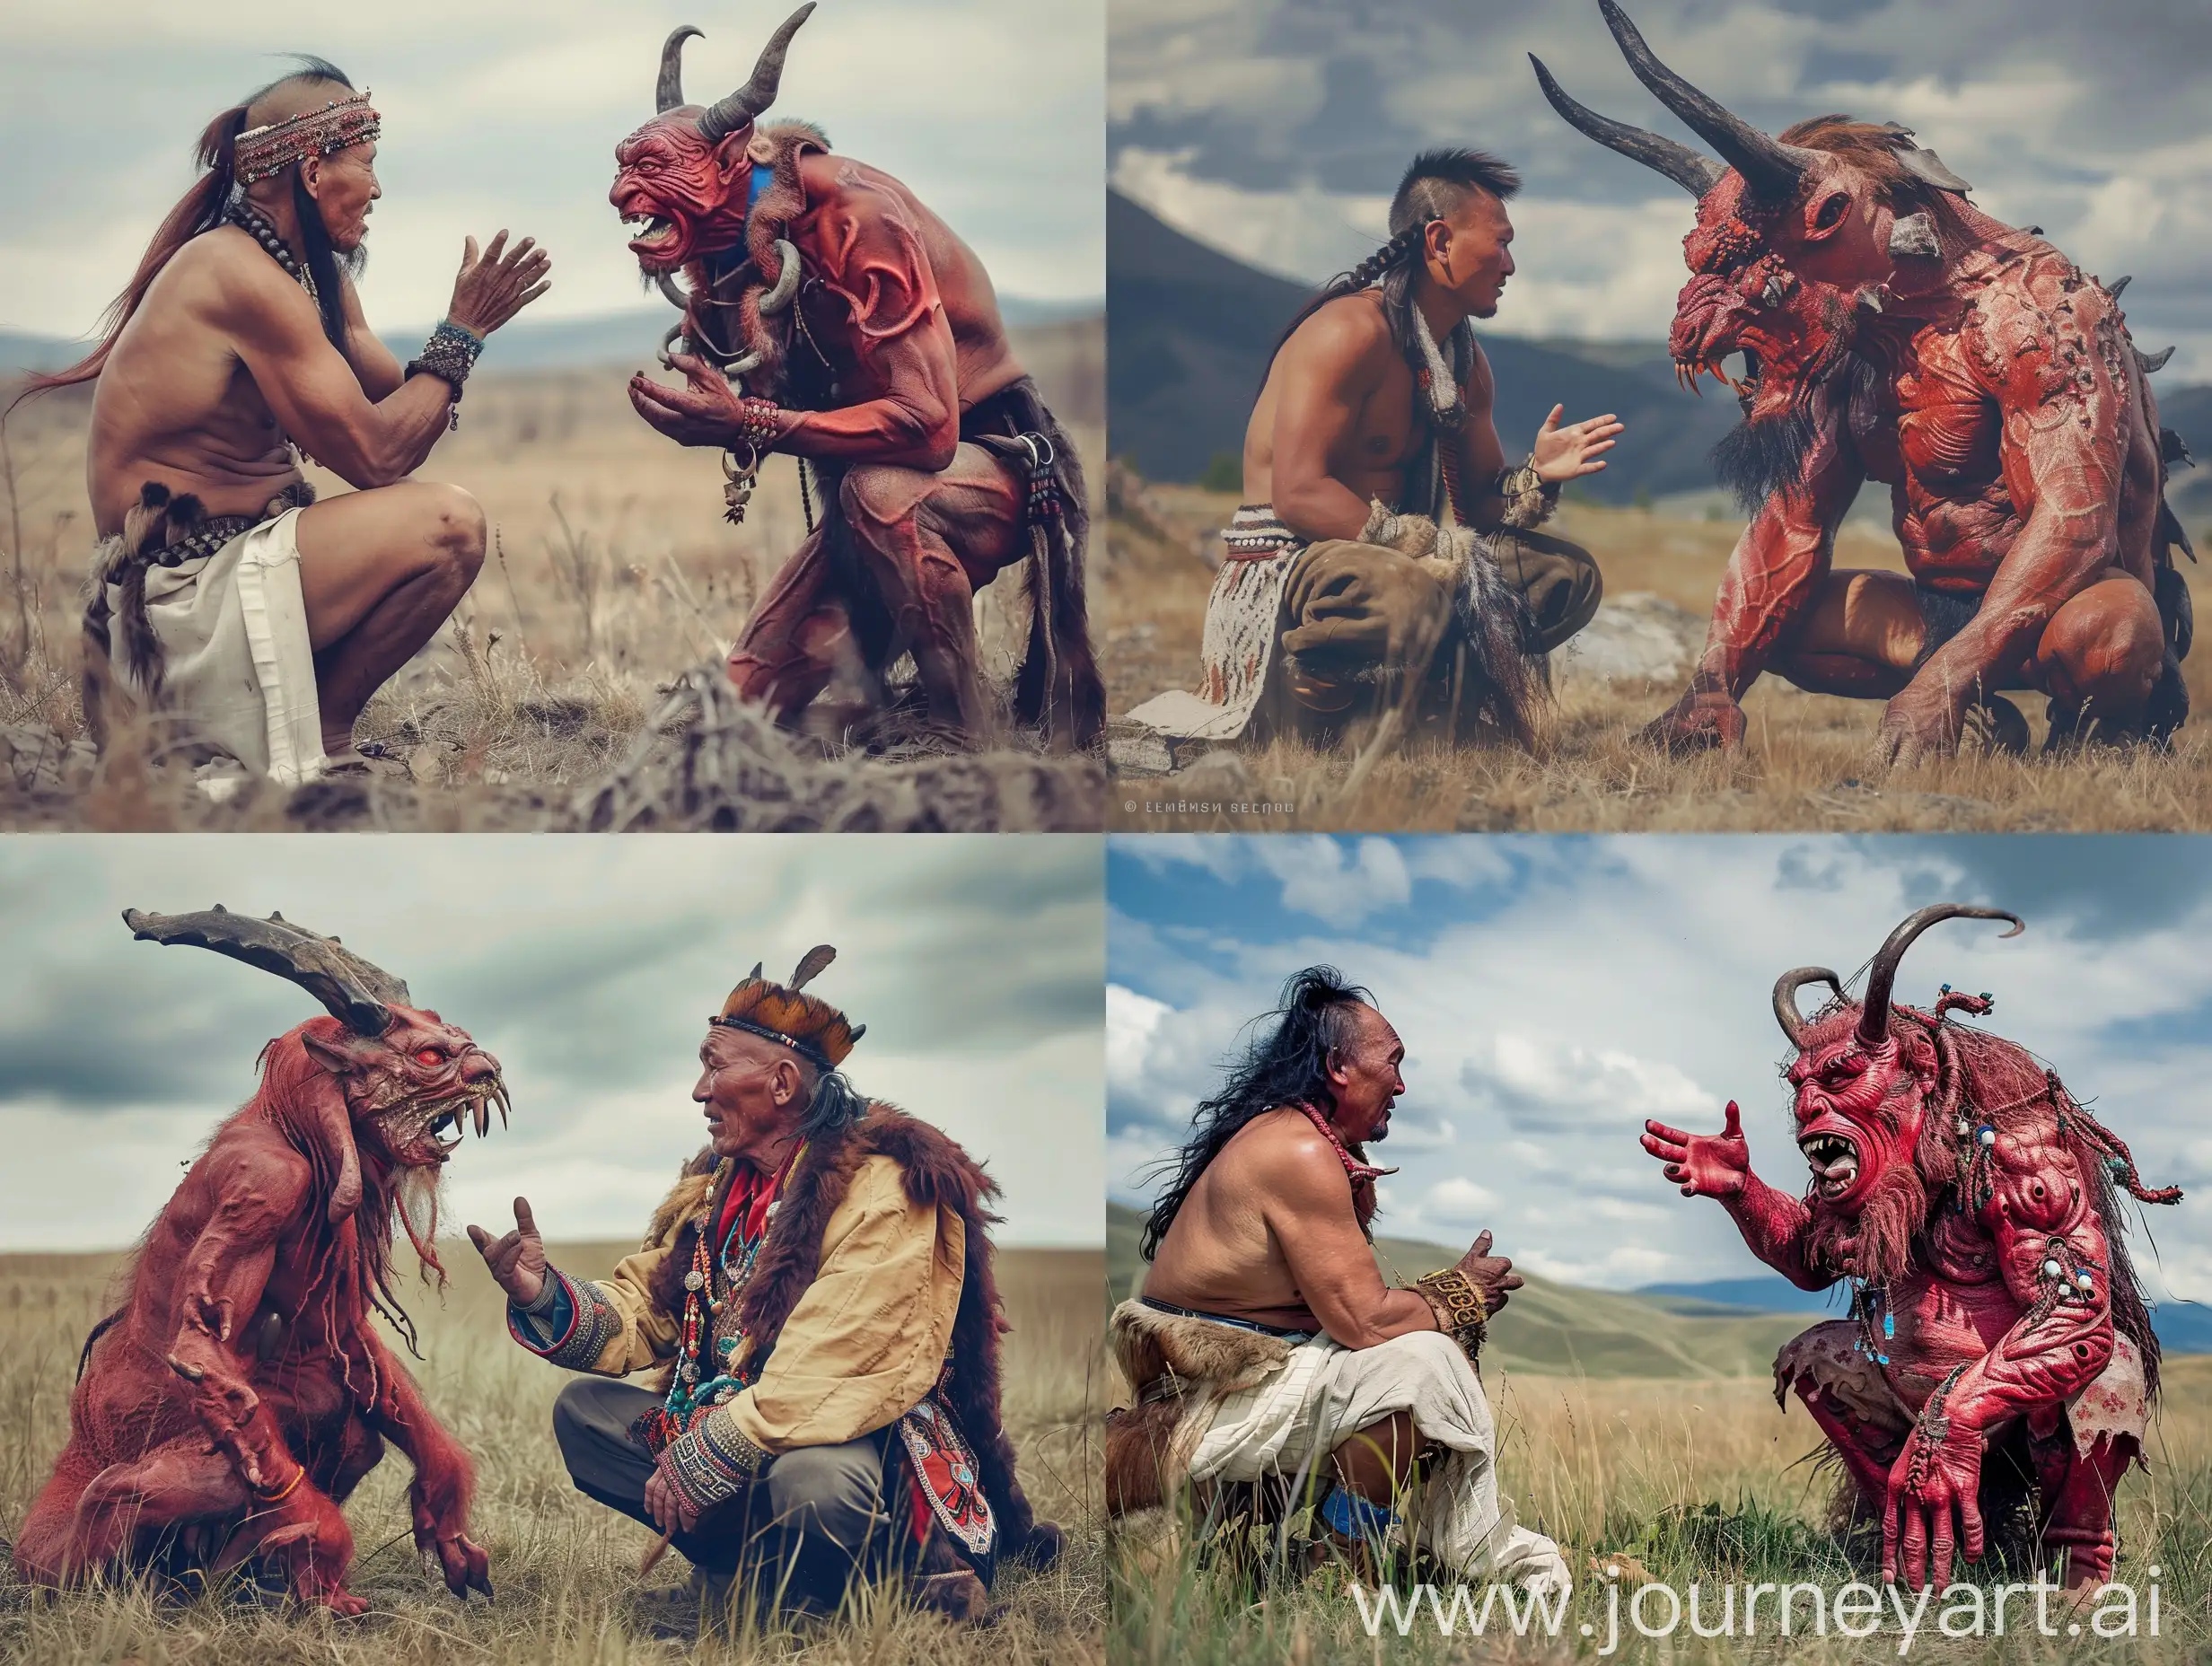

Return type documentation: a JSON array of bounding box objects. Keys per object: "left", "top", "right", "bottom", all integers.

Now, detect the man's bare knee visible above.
[{"left": 420, "top": 485, "right": 487, "bottom": 585}]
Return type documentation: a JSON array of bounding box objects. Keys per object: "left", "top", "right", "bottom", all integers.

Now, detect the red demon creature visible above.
[
  {"left": 13, "top": 908, "right": 507, "bottom": 1614},
  {"left": 614, "top": 6, "right": 1102, "bottom": 750},
  {"left": 1538, "top": 2, "right": 2192, "bottom": 763},
  {"left": 1643, "top": 905, "right": 2181, "bottom": 1593}
]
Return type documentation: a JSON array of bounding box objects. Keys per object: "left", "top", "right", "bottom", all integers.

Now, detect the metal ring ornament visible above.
[{"left": 723, "top": 443, "right": 761, "bottom": 483}]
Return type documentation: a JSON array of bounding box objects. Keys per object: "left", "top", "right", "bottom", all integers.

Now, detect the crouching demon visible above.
[
  {"left": 615, "top": 6, "right": 1102, "bottom": 750},
  {"left": 1540, "top": 2, "right": 2193, "bottom": 763},
  {"left": 1642, "top": 905, "right": 2182, "bottom": 1592},
  {"left": 13, "top": 908, "right": 509, "bottom": 1614}
]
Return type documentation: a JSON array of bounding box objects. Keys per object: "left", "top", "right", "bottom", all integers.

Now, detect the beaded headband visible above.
[
  {"left": 708, "top": 1013, "right": 837, "bottom": 1074},
  {"left": 234, "top": 90, "right": 381, "bottom": 186}
]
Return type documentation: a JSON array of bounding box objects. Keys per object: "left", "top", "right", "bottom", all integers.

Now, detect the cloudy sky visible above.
[
  {"left": 0, "top": 836, "right": 1103, "bottom": 1251},
  {"left": 1108, "top": 835, "right": 2212, "bottom": 1310},
  {"left": 0, "top": 0, "right": 1103, "bottom": 342},
  {"left": 1111, "top": 0, "right": 2212, "bottom": 378}
]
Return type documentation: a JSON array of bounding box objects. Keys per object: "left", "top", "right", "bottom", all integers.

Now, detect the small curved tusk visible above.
[
  {"left": 657, "top": 321, "right": 685, "bottom": 369},
  {"left": 656, "top": 274, "right": 690, "bottom": 311},
  {"left": 724, "top": 348, "right": 765, "bottom": 379},
  {"left": 756, "top": 240, "right": 803, "bottom": 314}
]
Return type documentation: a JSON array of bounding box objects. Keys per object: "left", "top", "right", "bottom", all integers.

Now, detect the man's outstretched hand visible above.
[
  {"left": 1531, "top": 404, "right": 1624, "bottom": 484},
  {"left": 1453, "top": 1229, "right": 1523, "bottom": 1316},
  {"left": 468, "top": 1196, "right": 548, "bottom": 1306},
  {"left": 1642, "top": 1100, "right": 1753, "bottom": 1200},
  {"left": 447, "top": 232, "right": 552, "bottom": 338}
]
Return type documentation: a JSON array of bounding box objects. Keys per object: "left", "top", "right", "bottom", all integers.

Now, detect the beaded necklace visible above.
[
  {"left": 227, "top": 201, "right": 318, "bottom": 302},
  {"left": 647, "top": 1142, "right": 806, "bottom": 1445}
]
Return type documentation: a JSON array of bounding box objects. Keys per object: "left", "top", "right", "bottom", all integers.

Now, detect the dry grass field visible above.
[
  {"left": 0, "top": 319, "right": 1104, "bottom": 830},
  {"left": 1114, "top": 1360, "right": 2212, "bottom": 1663},
  {"left": 1105, "top": 477, "right": 2212, "bottom": 832},
  {"left": 0, "top": 1242, "right": 1107, "bottom": 1666}
]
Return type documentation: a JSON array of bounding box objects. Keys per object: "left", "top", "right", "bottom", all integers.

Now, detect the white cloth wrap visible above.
[
  {"left": 1186, "top": 1328, "right": 1569, "bottom": 1592},
  {"left": 105, "top": 506, "right": 327, "bottom": 784}
]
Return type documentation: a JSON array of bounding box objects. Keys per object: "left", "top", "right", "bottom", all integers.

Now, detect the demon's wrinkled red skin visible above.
[
  {"left": 1646, "top": 158, "right": 2176, "bottom": 763},
  {"left": 608, "top": 107, "right": 1049, "bottom": 738},
  {"left": 1644, "top": 1002, "right": 2156, "bottom": 1593},
  {"left": 13, "top": 1012, "right": 504, "bottom": 1613}
]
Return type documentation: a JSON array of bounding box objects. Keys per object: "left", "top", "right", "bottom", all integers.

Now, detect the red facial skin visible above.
[
  {"left": 13, "top": 1010, "right": 506, "bottom": 1613},
  {"left": 1643, "top": 1016, "right": 2125, "bottom": 1591},
  {"left": 1646, "top": 156, "right": 2171, "bottom": 763}
]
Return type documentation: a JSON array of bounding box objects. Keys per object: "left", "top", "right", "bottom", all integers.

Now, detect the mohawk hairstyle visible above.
[{"left": 1265, "top": 145, "right": 1523, "bottom": 382}]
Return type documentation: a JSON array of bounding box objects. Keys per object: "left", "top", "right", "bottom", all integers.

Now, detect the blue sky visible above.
[
  {"left": 0, "top": 836, "right": 1104, "bottom": 1251},
  {"left": 0, "top": 0, "right": 1103, "bottom": 340},
  {"left": 1108, "top": 835, "right": 2212, "bottom": 1305},
  {"left": 1112, "top": 0, "right": 2212, "bottom": 378}
]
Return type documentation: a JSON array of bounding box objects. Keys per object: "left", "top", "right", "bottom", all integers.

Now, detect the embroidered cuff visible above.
[
  {"left": 658, "top": 1402, "right": 770, "bottom": 1514},
  {"left": 1416, "top": 1267, "right": 1488, "bottom": 1363},
  {"left": 507, "top": 1268, "right": 620, "bottom": 1371}
]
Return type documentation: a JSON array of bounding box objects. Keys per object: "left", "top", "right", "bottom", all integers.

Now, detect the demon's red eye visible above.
[{"left": 416, "top": 1048, "right": 443, "bottom": 1067}]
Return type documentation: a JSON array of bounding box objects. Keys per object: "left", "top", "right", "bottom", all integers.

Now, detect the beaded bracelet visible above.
[
  {"left": 731, "top": 397, "right": 786, "bottom": 449},
  {"left": 1416, "top": 1267, "right": 1488, "bottom": 1363},
  {"left": 407, "top": 320, "right": 486, "bottom": 430}
]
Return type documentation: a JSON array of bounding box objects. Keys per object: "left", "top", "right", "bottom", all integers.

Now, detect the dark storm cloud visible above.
[
  {"left": 1111, "top": 0, "right": 2212, "bottom": 367},
  {"left": 0, "top": 837, "right": 1104, "bottom": 1248}
]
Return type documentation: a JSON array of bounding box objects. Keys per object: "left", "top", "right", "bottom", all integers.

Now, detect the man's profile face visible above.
[
  {"left": 692, "top": 1026, "right": 801, "bottom": 1158},
  {"left": 305, "top": 142, "right": 381, "bottom": 254},
  {"left": 1424, "top": 192, "right": 1515, "bottom": 320},
  {"left": 1326, "top": 1004, "right": 1407, "bottom": 1145}
]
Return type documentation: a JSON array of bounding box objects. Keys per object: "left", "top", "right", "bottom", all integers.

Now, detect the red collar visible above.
[{"left": 1293, "top": 1101, "right": 1397, "bottom": 1185}]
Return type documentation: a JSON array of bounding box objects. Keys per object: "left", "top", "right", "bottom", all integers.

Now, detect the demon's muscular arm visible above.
[
  {"left": 159, "top": 1135, "right": 368, "bottom": 1608},
  {"left": 1642, "top": 1101, "right": 1828, "bottom": 1289},
  {"left": 1883, "top": 1127, "right": 2116, "bottom": 1591},
  {"left": 633, "top": 179, "right": 960, "bottom": 471},
  {"left": 1646, "top": 387, "right": 1865, "bottom": 751},
  {"left": 1881, "top": 289, "right": 2131, "bottom": 765}
]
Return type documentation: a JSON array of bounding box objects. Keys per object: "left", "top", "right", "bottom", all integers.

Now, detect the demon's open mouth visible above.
[
  {"left": 409, "top": 1082, "right": 511, "bottom": 1165},
  {"left": 1800, "top": 1130, "right": 1861, "bottom": 1199},
  {"left": 623, "top": 213, "right": 683, "bottom": 262},
  {"left": 1674, "top": 346, "right": 1761, "bottom": 406}
]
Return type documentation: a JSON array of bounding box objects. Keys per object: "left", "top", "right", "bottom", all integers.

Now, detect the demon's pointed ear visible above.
[{"left": 301, "top": 1027, "right": 378, "bottom": 1076}]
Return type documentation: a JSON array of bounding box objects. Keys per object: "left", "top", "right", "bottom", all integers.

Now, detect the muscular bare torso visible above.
[
  {"left": 1242, "top": 291, "right": 1491, "bottom": 512},
  {"left": 1848, "top": 244, "right": 2159, "bottom": 598},
  {"left": 1143, "top": 1108, "right": 1339, "bottom": 1333},
  {"left": 86, "top": 228, "right": 317, "bottom": 537},
  {"left": 790, "top": 152, "right": 1024, "bottom": 414}
]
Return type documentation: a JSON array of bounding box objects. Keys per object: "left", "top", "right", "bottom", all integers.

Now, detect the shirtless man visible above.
[
  {"left": 1107, "top": 967, "right": 1565, "bottom": 1590},
  {"left": 1125, "top": 146, "right": 1621, "bottom": 751},
  {"left": 23, "top": 60, "right": 549, "bottom": 780}
]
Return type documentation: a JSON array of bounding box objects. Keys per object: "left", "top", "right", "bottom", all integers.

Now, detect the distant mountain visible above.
[
  {"left": 1107, "top": 189, "right": 2212, "bottom": 520},
  {"left": 0, "top": 294, "right": 1102, "bottom": 380}
]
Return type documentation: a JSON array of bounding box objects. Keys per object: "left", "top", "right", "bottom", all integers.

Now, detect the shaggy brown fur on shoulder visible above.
[
  {"left": 639, "top": 1106, "right": 1061, "bottom": 1578},
  {"left": 1104, "top": 1301, "right": 1292, "bottom": 1517}
]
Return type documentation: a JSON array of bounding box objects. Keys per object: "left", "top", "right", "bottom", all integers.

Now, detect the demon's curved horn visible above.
[
  {"left": 1772, "top": 967, "right": 1845, "bottom": 1048},
  {"left": 121, "top": 905, "right": 410, "bottom": 1037},
  {"left": 1858, "top": 905, "right": 2024, "bottom": 1046},
  {"left": 1595, "top": 0, "right": 1811, "bottom": 202},
  {"left": 698, "top": 3, "right": 815, "bottom": 144},
  {"left": 1530, "top": 54, "right": 1724, "bottom": 197},
  {"left": 658, "top": 25, "right": 703, "bottom": 113}
]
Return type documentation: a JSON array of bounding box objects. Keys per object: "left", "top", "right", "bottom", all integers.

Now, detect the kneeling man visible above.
[
  {"left": 1125, "top": 149, "right": 1619, "bottom": 753},
  {"left": 470, "top": 948, "right": 1059, "bottom": 1619},
  {"left": 1107, "top": 967, "right": 1567, "bottom": 1591},
  {"left": 22, "top": 60, "right": 549, "bottom": 782}
]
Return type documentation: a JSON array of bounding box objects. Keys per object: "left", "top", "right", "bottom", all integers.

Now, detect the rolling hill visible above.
[
  {"left": 1106, "top": 189, "right": 2212, "bottom": 527},
  {"left": 1108, "top": 1202, "right": 2211, "bottom": 1378}
]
